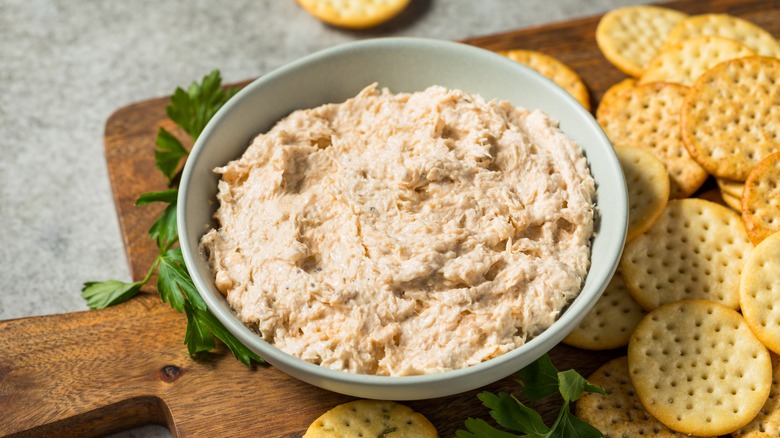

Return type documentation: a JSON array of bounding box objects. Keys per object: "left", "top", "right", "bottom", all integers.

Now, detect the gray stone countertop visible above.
[{"left": 1, "top": 0, "right": 651, "bottom": 436}]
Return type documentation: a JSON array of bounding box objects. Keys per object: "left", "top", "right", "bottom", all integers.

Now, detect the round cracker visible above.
[
  {"left": 628, "top": 300, "right": 772, "bottom": 436},
  {"left": 663, "top": 13, "right": 780, "bottom": 58},
  {"left": 615, "top": 144, "right": 670, "bottom": 242},
  {"left": 303, "top": 399, "right": 438, "bottom": 437},
  {"left": 639, "top": 35, "right": 755, "bottom": 86},
  {"left": 681, "top": 56, "right": 780, "bottom": 181},
  {"left": 733, "top": 353, "right": 780, "bottom": 438},
  {"left": 716, "top": 177, "right": 745, "bottom": 200},
  {"left": 595, "top": 5, "right": 689, "bottom": 77},
  {"left": 576, "top": 357, "right": 689, "bottom": 437},
  {"left": 597, "top": 82, "right": 708, "bottom": 198},
  {"left": 596, "top": 78, "right": 636, "bottom": 127},
  {"left": 717, "top": 178, "right": 746, "bottom": 212},
  {"left": 295, "top": 0, "right": 410, "bottom": 29},
  {"left": 563, "top": 268, "right": 645, "bottom": 350},
  {"left": 721, "top": 188, "right": 743, "bottom": 212},
  {"left": 498, "top": 49, "right": 590, "bottom": 110},
  {"left": 620, "top": 198, "right": 752, "bottom": 310},
  {"left": 740, "top": 231, "right": 780, "bottom": 355},
  {"left": 742, "top": 152, "right": 780, "bottom": 245}
]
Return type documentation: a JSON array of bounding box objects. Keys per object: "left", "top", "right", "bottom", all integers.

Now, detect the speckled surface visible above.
[{"left": 1, "top": 0, "right": 652, "bottom": 436}]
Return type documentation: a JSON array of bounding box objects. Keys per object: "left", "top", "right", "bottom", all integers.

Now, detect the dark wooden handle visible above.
[{"left": 0, "top": 294, "right": 177, "bottom": 437}]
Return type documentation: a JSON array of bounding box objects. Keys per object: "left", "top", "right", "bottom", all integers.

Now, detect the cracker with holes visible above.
[
  {"left": 597, "top": 82, "right": 708, "bottom": 198},
  {"left": 717, "top": 178, "right": 745, "bottom": 202},
  {"left": 717, "top": 178, "right": 745, "bottom": 212},
  {"left": 681, "top": 56, "right": 780, "bottom": 181},
  {"left": 303, "top": 399, "right": 438, "bottom": 437},
  {"left": 620, "top": 198, "right": 752, "bottom": 310},
  {"left": 563, "top": 268, "right": 645, "bottom": 350},
  {"left": 733, "top": 353, "right": 780, "bottom": 438},
  {"left": 740, "top": 231, "right": 780, "bottom": 355},
  {"left": 595, "top": 6, "right": 688, "bottom": 77},
  {"left": 742, "top": 152, "right": 780, "bottom": 245},
  {"left": 628, "top": 300, "right": 772, "bottom": 436},
  {"left": 663, "top": 13, "right": 780, "bottom": 58},
  {"left": 296, "top": 0, "right": 410, "bottom": 29},
  {"left": 576, "top": 356, "right": 690, "bottom": 437},
  {"left": 596, "top": 78, "right": 636, "bottom": 124},
  {"left": 498, "top": 49, "right": 590, "bottom": 110},
  {"left": 721, "top": 189, "right": 743, "bottom": 212},
  {"left": 615, "top": 145, "right": 670, "bottom": 242},
  {"left": 639, "top": 35, "right": 754, "bottom": 86}
]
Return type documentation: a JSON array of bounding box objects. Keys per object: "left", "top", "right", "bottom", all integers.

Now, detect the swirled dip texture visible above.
[{"left": 200, "top": 85, "right": 595, "bottom": 376}]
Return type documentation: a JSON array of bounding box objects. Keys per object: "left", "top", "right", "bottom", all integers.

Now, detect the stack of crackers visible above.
[
  {"left": 490, "top": 6, "right": 780, "bottom": 437},
  {"left": 561, "top": 6, "right": 780, "bottom": 437}
]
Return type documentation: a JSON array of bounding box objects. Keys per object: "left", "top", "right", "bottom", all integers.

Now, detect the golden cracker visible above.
[
  {"left": 620, "top": 198, "right": 752, "bottom": 310},
  {"left": 663, "top": 13, "right": 780, "bottom": 58},
  {"left": 742, "top": 152, "right": 780, "bottom": 245},
  {"left": 596, "top": 78, "right": 636, "bottom": 126},
  {"left": 716, "top": 177, "right": 745, "bottom": 200},
  {"left": 498, "top": 49, "right": 591, "bottom": 110},
  {"left": 721, "top": 189, "right": 743, "bottom": 212},
  {"left": 563, "top": 268, "right": 646, "bottom": 350},
  {"left": 303, "top": 399, "right": 438, "bottom": 437},
  {"left": 575, "top": 357, "right": 689, "bottom": 437},
  {"left": 733, "top": 353, "right": 780, "bottom": 438},
  {"left": 596, "top": 6, "right": 688, "bottom": 77},
  {"left": 597, "top": 82, "right": 708, "bottom": 198},
  {"left": 628, "top": 300, "right": 772, "bottom": 436},
  {"left": 639, "top": 35, "right": 754, "bottom": 86},
  {"left": 296, "top": 0, "right": 410, "bottom": 29},
  {"left": 681, "top": 56, "right": 780, "bottom": 181},
  {"left": 716, "top": 178, "right": 745, "bottom": 212},
  {"left": 740, "top": 231, "right": 780, "bottom": 354},
  {"left": 616, "top": 144, "right": 670, "bottom": 242}
]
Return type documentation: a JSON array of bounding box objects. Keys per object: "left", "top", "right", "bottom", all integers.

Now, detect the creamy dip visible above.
[{"left": 200, "top": 84, "right": 596, "bottom": 376}]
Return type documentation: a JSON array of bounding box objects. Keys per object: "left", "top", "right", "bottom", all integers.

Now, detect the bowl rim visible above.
[{"left": 178, "top": 36, "right": 627, "bottom": 396}]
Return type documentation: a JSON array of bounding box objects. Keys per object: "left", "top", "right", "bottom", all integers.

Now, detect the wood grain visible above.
[{"left": 1, "top": 0, "right": 778, "bottom": 436}]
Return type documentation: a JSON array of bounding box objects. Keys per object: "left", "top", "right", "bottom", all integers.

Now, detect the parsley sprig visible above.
[
  {"left": 458, "top": 354, "right": 606, "bottom": 438},
  {"left": 82, "top": 70, "right": 262, "bottom": 366}
]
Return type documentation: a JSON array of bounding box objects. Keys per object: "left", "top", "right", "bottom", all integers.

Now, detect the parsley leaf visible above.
[
  {"left": 167, "top": 69, "right": 239, "bottom": 140},
  {"left": 157, "top": 247, "right": 207, "bottom": 312},
  {"left": 516, "top": 353, "right": 560, "bottom": 401},
  {"left": 184, "top": 302, "right": 216, "bottom": 355},
  {"left": 457, "top": 354, "right": 606, "bottom": 438},
  {"left": 456, "top": 418, "right": 522, "bottom": 438},
  {"left": 187, "top": 303, "right": 265, "bottom": 366},
  {"left": 558, "top": 369, "right": 607, "bottom": 403},
  {"left": 82, "top": 279, "right": 144, "bottom": 309},
  {"left": 82, "top": 70, "right": 260, "bottom": 367},
  {"left": 548, "top": 409, "right": 603, "bottom": 438},
  {"left": 137, "top": 189, "right": 179, "bottom": 248},
  {"left": 479, "top": 392, "right": 548, "bottom": 435},
  {"left": 155, "top": 128, "right": 189, "bottom": 184},
  {"left": 136, "top": 188, "right": 179, "bottom": 205}
]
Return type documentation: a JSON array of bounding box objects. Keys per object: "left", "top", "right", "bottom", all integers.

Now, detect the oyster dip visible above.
[{"left": 200, "top": 84, "right": 596, "bottom": 376}]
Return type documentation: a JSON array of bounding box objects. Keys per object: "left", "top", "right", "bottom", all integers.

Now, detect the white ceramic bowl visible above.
[{"left": 179, "top": 37, "right": 627, "bottom": 400}]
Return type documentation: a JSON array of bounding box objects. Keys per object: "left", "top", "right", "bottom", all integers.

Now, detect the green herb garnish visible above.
[
  {"left": 82, "top": 70, "right": 263, "bottom": 366},
  {"left": 457, "top": 354, "right": 606, "bottom": 438}
]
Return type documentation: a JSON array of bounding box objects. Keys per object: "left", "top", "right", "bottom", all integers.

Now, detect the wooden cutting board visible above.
[{"left": 1, "top": 0, "right": 778, "bottom": 436}]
